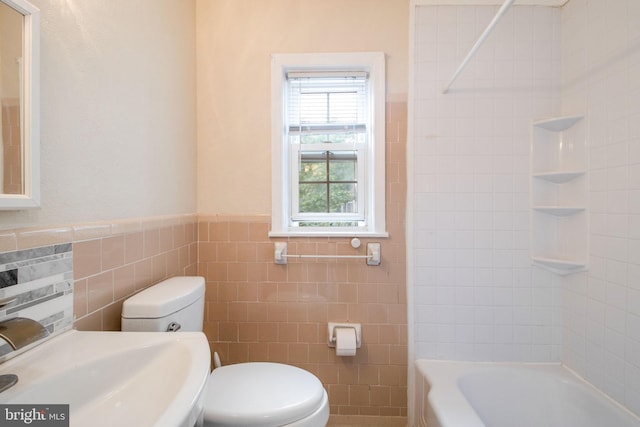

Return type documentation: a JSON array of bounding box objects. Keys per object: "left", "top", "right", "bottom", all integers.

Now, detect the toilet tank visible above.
[{"left": 121, "top": 276, "right": 205, "bottom": 332}]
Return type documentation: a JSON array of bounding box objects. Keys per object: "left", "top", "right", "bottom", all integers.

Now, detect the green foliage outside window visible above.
[{"left": 298, "top": 150, "right": 357, "bottom": 215}]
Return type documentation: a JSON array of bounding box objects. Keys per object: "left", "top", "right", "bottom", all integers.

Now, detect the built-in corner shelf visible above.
[
  {"left": 532, "top": 171, "right": 586, "bottom": 184},
  {"left": 531, "top": 257, "right": 587, "bottom": 275},
  {"left": 530, "top": 114, "right": 588, "bottom": 275},
  {"left": 532, "top": 115, "right": 584, "bottom": 132},
  {"left": 532, "top": 206, "right": 586, "bottom": 216}
]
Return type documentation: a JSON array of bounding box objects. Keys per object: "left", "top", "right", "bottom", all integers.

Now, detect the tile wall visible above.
[
  {"left": 561, "top": 0, "right": 640, "bottom": 415},
  {"left": 0, "top": 100, "right": 406, "bottom": 425},
  {"left": 412, "top": 5, "right": 563, "bottom": 362},
  {"left": 199, "top": 101, "right": 408, "bottom": 424},
  {"left": 412, "top": 0, "right": 640, "bottom": 418},
  {"left": 0, "top": 243, "right": 73, "bottom": 358},
  {"left": 72, "top": 216, "right": 199, "bottom": 330},
  {"left": 0, "top": 96, "right": 405, "bottom": 425},
  {"left": 0, "top": 214, "right": 198, "bottom": 332}
]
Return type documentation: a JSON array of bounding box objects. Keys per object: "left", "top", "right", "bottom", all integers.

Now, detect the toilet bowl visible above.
[
  {"left": 204, "top": 362, "right": 329, "bottom": 427},
  {"left": 121, "top": 277, "right": 329, "bottom": 427}
]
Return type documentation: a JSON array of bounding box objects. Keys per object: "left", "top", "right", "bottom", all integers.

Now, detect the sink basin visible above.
[{"left": 0, "top": 330, "right": 211, "bottom": 427}]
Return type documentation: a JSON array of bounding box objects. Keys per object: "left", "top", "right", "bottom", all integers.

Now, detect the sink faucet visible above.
[
  {"left": 0, "top": 317, "right": 49, "bottom": 351},
  {"left": 0, "top": 318, "right": 49, "bottom": 394}
]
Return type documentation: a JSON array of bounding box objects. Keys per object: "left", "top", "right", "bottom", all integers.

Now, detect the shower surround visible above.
[
  {"left": 411, "top": 0, "right": 640, "bottom": 418},
  {"left": 412, "top": 4, "right": 563, "bottom": 363}
]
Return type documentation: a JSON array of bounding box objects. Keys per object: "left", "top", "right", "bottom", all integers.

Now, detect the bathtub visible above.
[{"left": 414, "top": 360, "right": 640, "bottom": 427}]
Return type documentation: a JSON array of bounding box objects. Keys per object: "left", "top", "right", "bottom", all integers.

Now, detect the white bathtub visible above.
[{"left": 414, "top": 360, "right": 640, "bottom": 427}]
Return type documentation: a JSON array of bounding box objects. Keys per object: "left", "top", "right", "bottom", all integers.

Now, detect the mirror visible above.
[{"left": 0, "top": 0, "right": 39, "bottom": 210}]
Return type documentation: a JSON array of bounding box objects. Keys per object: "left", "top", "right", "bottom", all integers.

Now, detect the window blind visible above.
[{"left": 286, "top": 71, "right": 369, "bottom": 140}]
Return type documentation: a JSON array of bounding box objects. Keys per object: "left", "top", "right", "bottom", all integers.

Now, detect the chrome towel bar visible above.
[{"left": 274, "top": 242, "right": 381, "bottom": 266}]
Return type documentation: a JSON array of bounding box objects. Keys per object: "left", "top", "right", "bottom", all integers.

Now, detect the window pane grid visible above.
[{"left": 298, "top": 150, "right": 358, "bottom": 215}]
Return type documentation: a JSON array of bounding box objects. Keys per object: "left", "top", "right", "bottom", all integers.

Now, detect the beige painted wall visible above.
[
  {"left": 0, "top": 0, "right": 197, "bottom": 230},
  {"left": 196, "top": 0, "right": 409, "bottom": 215},
  {"left": 195, "top": 3, "right": 409, "bottom": 421}
]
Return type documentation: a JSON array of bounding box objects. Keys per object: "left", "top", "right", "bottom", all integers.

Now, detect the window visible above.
[{"left": 270, "top": 53, "right": 387, "bottom": 237}]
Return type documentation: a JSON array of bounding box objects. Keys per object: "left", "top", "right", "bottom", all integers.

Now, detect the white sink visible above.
[{"left": 0, "top": 330, "right": 211, "bottom": 427}]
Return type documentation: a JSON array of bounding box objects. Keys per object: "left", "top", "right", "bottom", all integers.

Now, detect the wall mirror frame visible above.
[{"left": 0, "top": 0, "right": 39, "bottom": 210}]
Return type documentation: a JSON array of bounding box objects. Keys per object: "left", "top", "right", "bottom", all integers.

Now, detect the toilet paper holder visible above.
[{"left": 328, "top": 322, "right": 362, "bottom": 348}]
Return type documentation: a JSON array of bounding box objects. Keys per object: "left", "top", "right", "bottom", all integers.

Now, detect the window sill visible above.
[{"left": 268, "top": 230, "right": 389, "bottom": 238}]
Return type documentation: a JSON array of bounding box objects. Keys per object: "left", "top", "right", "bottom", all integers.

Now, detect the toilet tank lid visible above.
[{"left": 122, "top": 276, "right": 205, "bottom": 319}]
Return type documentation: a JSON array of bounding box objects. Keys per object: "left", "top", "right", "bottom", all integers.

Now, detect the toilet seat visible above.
[{"left": 203, "top": 362, "right": 327, "bottom": 427}]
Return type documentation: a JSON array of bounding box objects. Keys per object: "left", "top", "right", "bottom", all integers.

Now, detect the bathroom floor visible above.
[
  {"left": 329, "top": 424, "right": 408, "bottom": 427},
  {"left": 328, "top": 415, "right": 407, "bottom": 427}
]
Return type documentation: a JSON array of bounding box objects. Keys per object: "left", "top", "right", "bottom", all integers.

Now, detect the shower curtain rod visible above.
[{"left": 442, "top": 0, "right": 517, "bottom": 94}]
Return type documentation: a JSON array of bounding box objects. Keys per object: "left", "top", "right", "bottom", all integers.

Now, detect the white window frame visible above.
[{"left": 269, "top": 52, "right": 387, "bottom": 237}]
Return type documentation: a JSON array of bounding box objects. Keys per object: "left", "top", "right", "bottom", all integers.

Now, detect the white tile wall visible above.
[
  {"left": 413, "top": 0, "right": 640, "bottom": 417},
  {"left": 413, "top": 5, "right": 562, "bottom": 363},
  {"left": 561, "top": 0, "right": 640, "bottom": 415}
]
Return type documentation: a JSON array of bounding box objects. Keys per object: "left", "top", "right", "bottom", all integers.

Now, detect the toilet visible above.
[{"left": 121, "top": 276, "right": 329, "bottom": 427}]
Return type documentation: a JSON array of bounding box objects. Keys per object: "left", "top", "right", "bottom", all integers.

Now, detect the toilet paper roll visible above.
[{"left": 335, "top": 327, "right": 357, "bottom": 356}]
